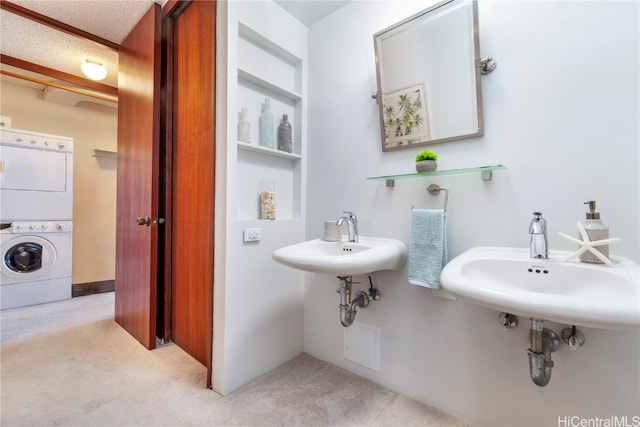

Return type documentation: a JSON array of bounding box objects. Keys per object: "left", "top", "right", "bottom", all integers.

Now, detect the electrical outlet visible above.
[{"left": 243, "top": 227, "right": 262, "bottom": 242}]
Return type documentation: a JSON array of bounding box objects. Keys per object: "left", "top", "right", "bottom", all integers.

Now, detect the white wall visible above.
[
  {"left": 214, "top": 1, "right": 308, "bottom": 395},
  {"left": 0, "top": 80, "right": 117, "bottom": 284},
  {"left": 305, "top": 1, "right": 639, "bottom": 425}
]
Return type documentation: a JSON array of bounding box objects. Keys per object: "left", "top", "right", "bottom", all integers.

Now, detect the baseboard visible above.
[{"left": 72, "top": 280, "right": 115, "bottom": 298}]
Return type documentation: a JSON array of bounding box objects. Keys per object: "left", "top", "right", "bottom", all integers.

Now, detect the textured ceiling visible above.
[
  {"left": 0, "top": 0, "right": 349, "bottom": 95},
  {"left": 9, "top": 0, "right": 162, "bottom": 44},
  {"left": 1, "top": 10, "right": 120, "bottom": 87},
  {"left": 0, "top": 0, "right": 163, "bottom": 91}
]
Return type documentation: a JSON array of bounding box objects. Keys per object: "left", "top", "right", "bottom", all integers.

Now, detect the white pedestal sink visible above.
[
  {"left": 440, "top": 246, "right": 639, "bottom": 329},
  {"left": 272, "top": 237, "right": 407, "bottom": 276}
]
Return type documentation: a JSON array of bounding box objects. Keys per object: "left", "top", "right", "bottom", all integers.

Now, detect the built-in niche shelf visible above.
[
  {"left": 235, "top": 22, "right": 304, "bottom": 221},
  {"left": 367, "top": 164, "right": 506, "bottom": 186},
  {"left": 237, "top": 141, "right": 301, "bottom": 160},
  {"left": 92, "top": 148, "right": 117, "bottom": 159},
  {"left": 238, "top": 69, "right": 301, "bottom": 102}
]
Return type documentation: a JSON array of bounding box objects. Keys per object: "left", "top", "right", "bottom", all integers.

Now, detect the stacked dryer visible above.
[{"left": 0, "top": 127, "right": 74, "bottom": 310}]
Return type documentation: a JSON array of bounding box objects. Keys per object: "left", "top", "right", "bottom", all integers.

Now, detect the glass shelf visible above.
[{"left": 367, "top": 164, "right": 506, "bottom": 185}]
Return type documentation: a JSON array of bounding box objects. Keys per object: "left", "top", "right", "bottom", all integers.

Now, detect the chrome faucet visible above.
[
  {"left": 529, "top": 212, "right": 548, "bottom": 259},
  {"left": 336, "top": 211, "right": 358, "bottom": 242}
]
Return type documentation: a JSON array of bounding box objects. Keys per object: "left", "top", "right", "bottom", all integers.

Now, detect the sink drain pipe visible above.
[
  {"left": 528, "top": 318, "right": 560, "bottom": 387},
  {"left": 337, "top": 276, "right": 379, "bottom": 327}
]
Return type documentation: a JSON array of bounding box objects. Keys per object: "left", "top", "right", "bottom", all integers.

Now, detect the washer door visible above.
[{"left": 1, "top": 236, "right": 57, "bottom": 279}]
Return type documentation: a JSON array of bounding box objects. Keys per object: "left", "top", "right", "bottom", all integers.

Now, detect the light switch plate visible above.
[{"left": 243, "top": 228, "right": 262, "bottom": 242}]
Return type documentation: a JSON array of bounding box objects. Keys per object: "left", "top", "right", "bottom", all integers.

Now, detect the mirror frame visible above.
[{"left": 373, "top": 0, "right": 483, "bottom": 152}]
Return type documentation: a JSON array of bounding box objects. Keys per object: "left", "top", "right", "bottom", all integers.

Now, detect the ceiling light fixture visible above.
[{"left": 81, "top": 59, "right": 107, "bottom": 81}]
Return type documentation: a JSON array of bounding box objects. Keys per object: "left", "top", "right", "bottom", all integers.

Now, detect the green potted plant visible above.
[{"left": 415, "top": 149, "right": 438, "bottom": 172}]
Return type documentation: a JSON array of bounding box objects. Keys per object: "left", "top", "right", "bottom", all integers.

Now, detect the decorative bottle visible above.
[
  {"left": 277, "top": 114, "right": 292, "bottom": 153},
  {"left": 579, "top": 200, "right": 609, "bottom": 264},
  {"left": 259, "top": 98, "right": 274, "bottom": 148},
  {"left": 238, "top": 108, "right": 251, "bottom": 143}
]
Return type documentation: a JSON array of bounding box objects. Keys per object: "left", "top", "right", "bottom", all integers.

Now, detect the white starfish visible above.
[{"left": 558, "top": 222, "right": 622, "bottom": 267}]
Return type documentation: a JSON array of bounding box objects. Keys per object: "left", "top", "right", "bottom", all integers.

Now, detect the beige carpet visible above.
[{"left": 0, "top": 293, "right": 466, "bottom": 426}]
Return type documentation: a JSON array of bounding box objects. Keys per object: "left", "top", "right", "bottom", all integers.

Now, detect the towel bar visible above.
[{"left": 427, "top": 184, "right": 448, "bottom": 212}]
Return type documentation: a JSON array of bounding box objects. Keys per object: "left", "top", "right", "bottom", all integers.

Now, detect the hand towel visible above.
[{"left": 408, "top": 209, "right": 448, "bottom": 289}]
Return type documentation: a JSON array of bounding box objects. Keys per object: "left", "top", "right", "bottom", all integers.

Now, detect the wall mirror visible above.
[{"left": 373, "top": 0, "right": 483, "bottom": 151}]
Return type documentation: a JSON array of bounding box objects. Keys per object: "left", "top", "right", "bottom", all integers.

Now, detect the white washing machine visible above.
[
  {"left": 0, "top": 128, "right": 73, "bottom": 221},
  {"left": 0, "top": 220, "right": 72, "bottom": 310}
]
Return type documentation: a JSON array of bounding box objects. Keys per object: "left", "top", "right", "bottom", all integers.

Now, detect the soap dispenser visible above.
[{"left": 579, "top": 201, "right": 609, "bottom": 264}]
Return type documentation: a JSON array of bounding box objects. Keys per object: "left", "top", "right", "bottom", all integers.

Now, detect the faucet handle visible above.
[
  {"left": 343, "top": 210, "right": 358, "bottom": 222},
  {"left": 531, "top": 212, "right": 546, "bottom": 224},
  {"left": 529, "top": 212, "right": 547, "bottom": 234}
]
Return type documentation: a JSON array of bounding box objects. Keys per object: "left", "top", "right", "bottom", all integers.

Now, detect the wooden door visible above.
[
  {"left": 169, "top": 0, "right": 215, "bottom": 375},
  {"left": 115, "top": 3, "right": 161, "bottom": 350}
]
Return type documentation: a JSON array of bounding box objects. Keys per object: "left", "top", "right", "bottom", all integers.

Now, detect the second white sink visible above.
[
  {"left": 272, "top": 236, "right": 407, "bottom": 276},
  {"left": 440, "top": 246, "right": 640, "bottom": 329}
]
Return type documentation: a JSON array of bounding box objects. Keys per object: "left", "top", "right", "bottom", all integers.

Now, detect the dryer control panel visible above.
[
  {"left": 0, "top": 128, "right": 73, "bottom": 152},
  {"left": 5, "top": 221, "right": 73, "bottom": 234}
]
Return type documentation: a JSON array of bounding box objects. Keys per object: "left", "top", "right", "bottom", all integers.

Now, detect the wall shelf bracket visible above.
[{"left": 480, "top": 56, "right": 498, "bottom": 75}]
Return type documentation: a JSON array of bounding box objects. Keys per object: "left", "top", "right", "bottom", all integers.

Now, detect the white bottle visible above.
[
  {"left": 579, "top": 200, "right": 609, "bottom": 264},
  {"left": 238, "top": 108, "right": 251, "bottom": 143}
]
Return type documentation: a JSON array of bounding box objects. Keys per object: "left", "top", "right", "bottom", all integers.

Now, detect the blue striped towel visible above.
[{"left": 408, "top": 209, "right": 448, "bottom": 289}]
